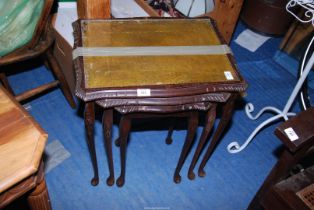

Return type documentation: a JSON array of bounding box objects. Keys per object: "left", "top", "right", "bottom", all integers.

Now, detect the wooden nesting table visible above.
[
  {"left": 72, "top": 18, "right": 247, "bottom": 187},
  {"left": 0, "top": 86, "right": 51, "bottom": 209}
]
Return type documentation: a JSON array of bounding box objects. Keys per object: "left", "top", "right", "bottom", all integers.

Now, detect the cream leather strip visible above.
[{"left": 72, "top": 45, "right": 232, "bottom": 59}]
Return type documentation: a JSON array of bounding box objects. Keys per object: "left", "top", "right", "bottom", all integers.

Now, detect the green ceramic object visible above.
[{"left": 0, "top": 0, "right": 44, "bottom": 57}]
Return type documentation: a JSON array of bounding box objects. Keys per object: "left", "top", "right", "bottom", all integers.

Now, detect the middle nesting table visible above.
[
  {"left": 96, "top": 94, "right": 227, "bottom": 187},
  {"left": 72, "top": 18, "right": 247, "bottom": 186}
]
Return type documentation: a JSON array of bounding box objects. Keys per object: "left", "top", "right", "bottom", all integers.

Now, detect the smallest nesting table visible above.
[{"left": 97, "top": 97, "right": 213, "bottom": 187}]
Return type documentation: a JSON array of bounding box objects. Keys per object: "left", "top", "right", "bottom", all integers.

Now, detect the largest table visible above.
[{"left": 72, "top": 18, "right": 247, "bottom": 186}]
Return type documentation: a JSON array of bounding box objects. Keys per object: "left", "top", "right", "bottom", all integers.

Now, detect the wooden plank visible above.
[
  {"left": 207, "top": 0, "right": 244, "bottom": 43},
  {"left": 77, "top": 0, "right": 111, "bottom": 19},
  {"left": 15, "top": 81, "right": 59, "bottom": 102},
  {"left": 134, "top": 0, "right": 159, "bottom": 17},
  {"left": 134, "top": 0, "right": 244, "bottom": 44}
]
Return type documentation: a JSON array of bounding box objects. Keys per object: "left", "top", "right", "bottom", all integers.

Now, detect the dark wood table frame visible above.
[
  {"left": 79, "top": 78, "right": 244, "bottom": 187},
  {"left": 72, "top": 18, "right": 247, "bottom": 186},
  {"left": 82, "top": 93, "right": 240, "bottom": 187}
]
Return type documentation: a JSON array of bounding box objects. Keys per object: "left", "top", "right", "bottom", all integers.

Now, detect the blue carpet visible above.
[
  {"left": 273, "top": 50, "right": 299, "bottom": 78},
  {"left": 274, "top": 50, "right": 314, "bottom": 90},
  {"left": 230, "top": 22, "right": 283, "bottom": 64},
  {"left": 6, "top": 21, "right": 304, "bottom": 210}
]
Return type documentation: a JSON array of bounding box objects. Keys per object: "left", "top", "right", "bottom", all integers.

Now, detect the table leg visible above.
[
  {"left": 115, "top": 137, "right": 121, "bottom": 147},
  {"left": 116, "top": 115, "right": 131, "bottom": 187},
  {"left": 102, "top": 109, "right": 114, "bottom": 186},
  {"left": 27, "top": 177, "right": 52, "bottom": 210},
  {"left": 165, "top": 119, "right": 175, "bottom": 145},
  {"left": 26, "top": 162, "right": 51, "bottom": 210},
  {"left": 188, "top": 104, "right": 217, "bottom": 180},
  {"left": 84, "top": 102, "right": 99, "bottom": 186},
  {"left": 198, "top": 94, "right": 237, "bottom": 177},
  {"left": 173, "top": 112, "right": 199, "bottom": 183}
]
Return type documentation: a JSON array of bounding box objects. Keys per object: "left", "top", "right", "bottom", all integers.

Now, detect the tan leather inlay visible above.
[
  {"left": 82, "top": 19, "right": 220, "bottom": 47},
  {"left": 79, "top": 19, "right": 237, "bottom": 89},
  {"left": 84, "top": 54, "right": 238, "bottom": 88}
]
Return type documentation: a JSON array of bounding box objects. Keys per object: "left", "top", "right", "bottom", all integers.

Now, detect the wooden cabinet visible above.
[
  {"left": 135, "top": 0, "right": 244, "bottom": 44},
  {"left": 280, "top": 20, "right": 314, "bottom": 59},
  {"left": 77, "top": 0, "right": 243, "bottom": 43},
  {"left": 207, "top": 0, "right": 244, "bottom": 43},
  {"left": 77, "top": 0, "right": 111, "bottom": 19}
]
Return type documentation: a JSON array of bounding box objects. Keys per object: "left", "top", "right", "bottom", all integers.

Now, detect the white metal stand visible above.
[
  {"left": 227, "top": 0, "right": 314, "bottom": 153},
  {"left": 228, "top": 52, "right": 314, "bottom": 153}
]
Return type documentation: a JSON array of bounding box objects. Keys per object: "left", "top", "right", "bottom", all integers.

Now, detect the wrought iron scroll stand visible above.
[{"left": 227, "top": 0, "right": 314, "bottom": 153}]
